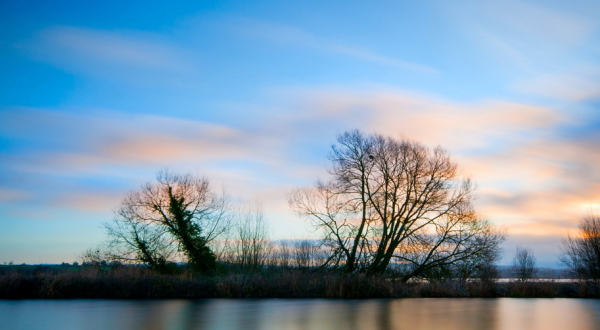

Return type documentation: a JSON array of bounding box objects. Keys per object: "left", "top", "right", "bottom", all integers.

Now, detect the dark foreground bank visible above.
[{"left": 1, "top": 266, "right": 598, "bottom": 299}]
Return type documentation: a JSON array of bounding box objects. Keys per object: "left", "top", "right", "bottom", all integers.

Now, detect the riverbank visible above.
[{"left": 1, "top": 266, "right": 598, "bottom": 299}]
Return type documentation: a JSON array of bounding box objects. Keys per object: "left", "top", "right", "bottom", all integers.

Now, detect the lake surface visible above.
[{"left": 1, "top": 298, "right": 599, "bottom": 330}]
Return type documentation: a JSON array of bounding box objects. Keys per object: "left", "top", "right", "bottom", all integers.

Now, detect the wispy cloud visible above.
[
  {"left": 273, "top": 87, "right": 565, "bottom": 150},
  {"left": 513, "top": 66, "right": 600, "bottom": 101},
  {"left": 2, "top": 85, "right": 597, "bottom": 246},
  {"left": 222, "top": 18, "right": 438, "bottom": 74},
  {"left": 53, "top": 191, "right": 123, "bottom": 212},
  {"left": 265, "top": 86, "right": 598, "bottom": 237},
  {"left": 0, "top": 108, "right": 280, "bottom": 174},
  {"left": 0, "top": 188, "right": 30, "bottom": 202},
  {"left": 0, "top": 107, "right": 301, "bottom": 219},
  {"left": 441, "top": 0, "right": 597, "bottom": 70},
  {"left": 22, "top": 26, "right": 195, "bottom": 82}
]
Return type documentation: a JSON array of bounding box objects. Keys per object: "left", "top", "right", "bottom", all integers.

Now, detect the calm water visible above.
[{"left": 1, "top": 298, "right": 599, "bottom": 330}]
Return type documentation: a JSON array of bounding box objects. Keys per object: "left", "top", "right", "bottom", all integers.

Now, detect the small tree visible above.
[
  {"left": 235, "top": 206, "right": 271, "bottom": 272},
  {"left": 273, "top": 240, "right": 293, "bottom": 268},
  {"left": 561, "top": 216, "right": 600, "bottom": 281},
  {"left": 511, "top": 247, "right": 537, "bottom": 282},
  {"left": 295, "top": 240, "right": 319, "bottom": 269}
]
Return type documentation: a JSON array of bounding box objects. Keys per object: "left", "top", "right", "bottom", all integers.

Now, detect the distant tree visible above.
[
  {"left": 294, "top": 240, "right": 319, "bottom": 269},
  {"left": 106, "top": 170, "right": 232, "bottom": 273},
  {"left": 561, "top": 215, "right": 600, "bottom": 281},
  {"left": 270, "top": 240, "right": 292, "bottom": 269},
  {"left": 289, "top": 130, "right": 505, "bottom": 281},
  {"left": 234, "top": 206, "right": 271, "bottom": 271},
  {"left": 511, "top": 247, "right": 537, "bottom": 282},
  {"left": 80, "top": 248, "right": 105, "bottom": 266},
  {"left": 437, "top": 238, "right": 502, "bottom": 283}
]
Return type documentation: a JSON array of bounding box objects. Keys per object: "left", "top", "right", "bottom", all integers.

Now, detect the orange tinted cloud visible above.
[
  {"left": 53, "top": 192, "right": 122, "bottom": 212},
  {"left": 3, "top": 88, "right": 597, "bottom": 240},
  {"left": 280, "top": 88, "right": 565, "bottom": 150},
  {"left": 274, "top": 87, "right": 597, "bottom": 237}
]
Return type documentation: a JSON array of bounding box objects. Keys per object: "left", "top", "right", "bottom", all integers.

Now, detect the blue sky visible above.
[{"left": 1, "top": 0, "right": 599, "bottom": 267}]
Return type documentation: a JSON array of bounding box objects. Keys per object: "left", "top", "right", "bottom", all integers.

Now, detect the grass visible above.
[{"left": 1, "top": 265, "right": 598, "bottom": 299}]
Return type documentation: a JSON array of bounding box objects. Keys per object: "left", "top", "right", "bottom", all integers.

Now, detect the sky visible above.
[{"left": 1, "top": 0, "right": 599, "bottom": 267}]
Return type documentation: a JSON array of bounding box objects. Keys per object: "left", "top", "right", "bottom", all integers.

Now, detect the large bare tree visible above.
[
  {"left": 561, "top": 215, "right": 600, "bottom": 281},
  {"left": 106, "top": 170, "right": 232, "bottom": 272},
  {"left": 289, "top": 130, "right": 504, "bottom": 280}
]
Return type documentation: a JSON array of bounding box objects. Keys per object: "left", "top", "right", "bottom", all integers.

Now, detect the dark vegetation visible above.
[
  {"left": 2, "top": 130, "right": 598, "bottom": 299},
  {"left": 0, "top": 264, "right": 598, "bottom": 299}
]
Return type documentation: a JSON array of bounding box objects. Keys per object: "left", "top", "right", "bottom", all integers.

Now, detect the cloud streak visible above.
[
  {"left": 223, "top": 18, "right": 438, "bottom": 74},
  {"left": 440, "top": 0, "right": 597, "bottom": 71},
  {"left": 0, "top": 108, "right": 282, "bottom": 174},
  {"left": 1, "top": 85, "right": 597, "bottom": 262},
  {"left": 513, "top": 67, "right": 600, "bottom": 101},
  {"left": 22, "top": 26, "right": 196, "bottom": 84},
  {"left": 265, "top": 86, "right": 598, "bottom": 237}
]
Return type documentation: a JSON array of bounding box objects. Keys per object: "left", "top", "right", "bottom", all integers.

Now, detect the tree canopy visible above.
[{"left": 289, "top": 130, "right": 504, "bottom": 280}]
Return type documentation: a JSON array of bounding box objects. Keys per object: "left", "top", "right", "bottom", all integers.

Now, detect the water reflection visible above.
[{"left": 1, "top": 298, "right": 599, "bottom": 330}]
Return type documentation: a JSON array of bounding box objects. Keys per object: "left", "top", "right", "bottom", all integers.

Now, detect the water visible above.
[{"left": 1, "top": 298, "right": 599, "bottom": 330}]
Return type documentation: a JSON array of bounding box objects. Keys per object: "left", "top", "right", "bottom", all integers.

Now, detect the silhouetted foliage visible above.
[
  {"left": 289, "top": 130, "right": 505, "bottom": 281},
  {"left": 561, "top": 215, "right": 600, "bottom": 281},
  {"left": 105, "top": 170, "right": 232, "bottom": 273}
]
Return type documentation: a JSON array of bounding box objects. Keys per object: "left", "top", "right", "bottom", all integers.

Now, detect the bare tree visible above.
[
  {"left": 273, "top": 240, "right": 293, "bottom": 268},
  {"left": 294, "top": 239, "right": 320, "bottom": 268},
  {"left": 561, "top": 215, "right": 600, "bottom": 281},
  {"left": 235, "top": 206, "right": 272, "bottom": 271},
  {"left": 511, "top": 247, "right": 537, "bottom": 282},
  {"left": 107, "top": 170, "right": 232, "bottom": 273},
  {"left": 289, "top": 130, "right": 505, "bottom": 280}
]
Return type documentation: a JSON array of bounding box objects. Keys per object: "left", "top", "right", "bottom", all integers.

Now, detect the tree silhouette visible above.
[
  {"left": 561, "top": 215, "right": 600, "bottom": 281},
  {"left": 289, "top": 130, "right": 504, "bottom": 280},
  {"left": 511, "top": 247, "right": 537, "bottom": 282},
  {"left": 106, "top": 170, "right": 231, "bottom": 273}
]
